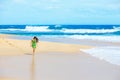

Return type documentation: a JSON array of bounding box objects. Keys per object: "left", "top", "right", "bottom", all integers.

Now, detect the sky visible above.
[{"left": 0, "top": 0, "right": 120, "bottom": 24}]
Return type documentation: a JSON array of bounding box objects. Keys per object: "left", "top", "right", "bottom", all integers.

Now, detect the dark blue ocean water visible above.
[
  {"left": 0, "top": 25, "right": 119, "bottom": 29},
  {"left": 0, "top": 25, "right": 120, "bottom": 42}
]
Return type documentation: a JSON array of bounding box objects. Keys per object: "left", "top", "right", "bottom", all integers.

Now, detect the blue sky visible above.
[{"left": 0, "top": 0, "right": 120, "bottom": 24}]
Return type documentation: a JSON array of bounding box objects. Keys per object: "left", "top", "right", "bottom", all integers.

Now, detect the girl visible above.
[{"left": 31, "top": 36, "right": 39, "bottom": 55}]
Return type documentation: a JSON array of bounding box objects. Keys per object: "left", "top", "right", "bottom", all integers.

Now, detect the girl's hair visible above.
[{"left": 33, "top": 36, "right": 39, "bottom": 43}]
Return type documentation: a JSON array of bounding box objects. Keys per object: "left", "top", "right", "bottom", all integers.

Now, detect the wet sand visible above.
[{"left": 0, "top": 53, "right": 120, "bottom": 80}]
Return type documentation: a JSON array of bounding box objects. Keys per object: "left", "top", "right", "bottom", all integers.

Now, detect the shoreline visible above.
[{"left": 1, "top": 34, "right": 120, "bottom": 47}]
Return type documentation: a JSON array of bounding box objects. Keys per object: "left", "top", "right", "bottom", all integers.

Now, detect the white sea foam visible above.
[
  {"left": 61, "top": 28, "right": 120, "bottom": 33},
  {"left": 81, "top": 47, "right": 120, "bottom": 66},
  {"left": 24, "top": 26, "right": 52, "bottom": 32},
  {"left": 69, "top": 35, "right": 120, "bottom": 42}
]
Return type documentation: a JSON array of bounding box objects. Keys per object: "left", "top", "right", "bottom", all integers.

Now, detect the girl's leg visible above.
[{"left": 33, "top": 48, "right": 36, "bottom": 55}]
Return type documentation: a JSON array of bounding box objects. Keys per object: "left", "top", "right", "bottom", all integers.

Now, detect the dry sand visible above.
[
  {"left": 0, "top": 34, "right": 92, "bottom": 55},
  {"left": 0, "top": 34, "right": 120, "bottom": 80}
]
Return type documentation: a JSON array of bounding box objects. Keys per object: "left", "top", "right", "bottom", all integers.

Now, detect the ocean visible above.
[
  {"left": 0, "top": 25, "right": 120, "bottom": 65},
  {"left": 0, "top": 25, "right": 120, "bottom": 42}
]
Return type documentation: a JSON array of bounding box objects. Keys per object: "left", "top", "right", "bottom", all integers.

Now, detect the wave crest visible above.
[{"left": 24, "top": 26, "right": 51, "bottom": 32}]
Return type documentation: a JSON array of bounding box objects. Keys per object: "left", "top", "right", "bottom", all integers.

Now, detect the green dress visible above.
[{"left": 32, "top": 39, "right": 36, "bottom": 48}]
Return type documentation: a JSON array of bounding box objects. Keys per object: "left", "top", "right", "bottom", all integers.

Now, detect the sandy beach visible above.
[
  {"left": 0, "top": 34, "right": 92, "bottom": 55},
  {"left": 0, "top": 34, "right": 120, "bottom": 80}
]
